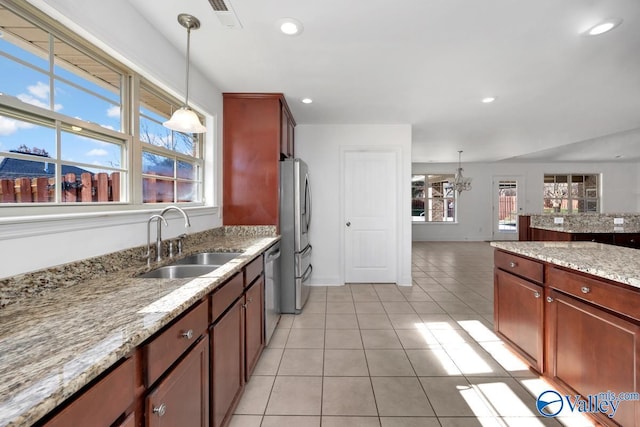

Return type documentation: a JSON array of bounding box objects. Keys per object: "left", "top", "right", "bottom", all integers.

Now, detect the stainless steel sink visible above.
[
  {"left": 172, "top": 252, "right": 243, "bottom": 266},
  {"left": 139, "top": 264, "right": 221, "bottom": 279}
]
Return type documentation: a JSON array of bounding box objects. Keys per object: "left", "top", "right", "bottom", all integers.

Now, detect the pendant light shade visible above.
[{"left": 163, "top": 14, "right": 206, "bottom": 134}]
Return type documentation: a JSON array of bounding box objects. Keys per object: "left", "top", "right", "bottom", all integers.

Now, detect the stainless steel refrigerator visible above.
[{"left": 279, "top": 158, "right": 312, "bottom": 314}]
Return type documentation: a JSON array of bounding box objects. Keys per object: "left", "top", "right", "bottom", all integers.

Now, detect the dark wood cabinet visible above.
[
  {"left": 146, "top": 337, "right": 209, "bottom": 427},
  {"left": 546, "top": 289, "right": 640, "bottom": 427},
  {"left": 494, "top": 268, "right": 544, "bottom": 372},
  {"left": 211, "top": 297, "right": 244, "bottom": 427},
  {"left": 222, "top": 93, "right": 295, "bottom": 228},
  {"left": 244, "top": 276, "right": 265, "bottom": 380}
]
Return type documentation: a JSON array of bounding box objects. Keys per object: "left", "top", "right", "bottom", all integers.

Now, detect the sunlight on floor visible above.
[{"left": 520, "top": 378, "right": 596, "bottom": 427}]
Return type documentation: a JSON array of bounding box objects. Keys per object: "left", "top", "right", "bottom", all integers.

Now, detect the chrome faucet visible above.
[
  {"left": 147, "top": 214, "right": 168, "bottom": 267},
  {"left": 156, "top": 206, "right": 191, "bottom": 262}
]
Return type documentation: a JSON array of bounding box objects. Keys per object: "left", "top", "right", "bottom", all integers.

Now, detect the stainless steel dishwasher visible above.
[{"left": 263, "top": 242, "right": 281, "bottom": 345}]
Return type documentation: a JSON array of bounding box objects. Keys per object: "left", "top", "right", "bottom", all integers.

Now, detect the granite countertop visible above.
[
  {"left": 0, "top": 233, "right": 279, "bottom": 427},
  {"left": 530, "top": 224, "right": 640, "bottom": 233},
  {"left": 491, "top": 241, "right": 640, "bottom": 289}
]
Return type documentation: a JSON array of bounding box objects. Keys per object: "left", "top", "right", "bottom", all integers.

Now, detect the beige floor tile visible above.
[
  {"left": 375, "top": 290, "right": 407, "bottom": 302},
  {"left": 277, "top": 314, "right": 295, "bottom": 328},
  {"left": 466, "top": 376, "right": 542, "bottom": 418},
  {"left": 303, "top": 300, "right": 327, "bottom": 313},
  {"left": 436, "top": 418, "right": 501, "bottom": 427},
  {"left": 324, "top": 349, "right": 369, "bottom": 376},
  {"left": 418, "top": 376, "right": 477, "bottom": 417},
  {"left": 252, "top": 348, "right": 283, "bottom": 375},
  {"left": 419, "top": 314, "right": 461, "bottom": 329},
  {"left": 267, "top": 328, "right": 290, "bottom": 349},
  {"left": 436, "top": 300, "right": 478, "bottom": 314},
  {"left": 371, "top": 377, "right": 434, "bottom": 416},
  {"left": 234, "top": 375, "right": 275, "bottom": 414},
  {"left": 325, "top": 329, "right": 363, "bottom": 349},
  {"left": 395, "top": 328, "right": 440, "bottom": 349},
  {"left": 322, "top": 416, "right": 381, "bottom": 427},
  {"left": 357, "top": 314, "right": 393, "bottom": 329},
  {"left": 326, "top": 301, "right": 357, "bottom": 313},
  {"left": 228, "top": 415, "right": 263, "bottom": 427},
  {"left": 355, "top": 301, "right": 386, "bottom": 313},
  {"left": 443, "top": 342, "right": 510, "bottom": 377},
  {"left": 278, "top": 349, "right": 324, "bottom": 376},
  {"left": 365, "top": 349, "right": 415, "bottom": 376},
  {"left": 265, "top": 376, "right": 323, "bottom": 415},
  {"left": 327, "top": 293, "right": 354, "bottom": 302},
  {"left": 406, "top": 348, "right": 461, "bottom": 376},
  {"left": 361, "top": 329, "right": 402, "bottom": 349},
  {"left": 326, "top": 313, "right": 359, "bottom": 329},
  {"left": 292, "top": 313, "right": 326, "bottom": 329},
  {"left": 427, "top": 291, "right": 462, "bottom": 302},
  {"left": 382, "top": 301, "right": 415, "bottom": 314},
  {"left": 352, "top": 292, "right": 382, "bottom": 302},
  {"left": 399, "top": 291, "right": 434, "bottom": 302},
  {"left": 379, "top": 417, "right": 440, "bottom": 427},
  {"left": 308, "top": 292, "right": 327, "bottom": 302},
  {"left": 261, "top": 415, "right": 321, "bottom": 427},
  {"left": 410, "top": 301, "right": 446, "bottom": 314},
  {"left": 322, "top": 377, "right": 378, "bottom": 416},
  {"left": 387, "top": 313, "right": 423, "bottom": 329},
  {"left": 286, "top": 328, "right": 325, "bottom": 349}
]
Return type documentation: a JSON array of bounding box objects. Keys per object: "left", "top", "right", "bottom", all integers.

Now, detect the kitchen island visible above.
[
  {"left": 491, "top": 241, "right": 640, "bottom": 426},
  {"left": 0, "top": 227, "right": 278, "bottom": 427}
]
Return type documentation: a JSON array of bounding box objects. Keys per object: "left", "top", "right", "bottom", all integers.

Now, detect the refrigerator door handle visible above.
[
  {"left": 304, "top": 174, "right": 311, "bottom": 230},
  {"left": 301, "top": 264, "right": 313, "bottom": 283},
  {"left": 299, "top": 244, "right": 312, "bottom": 258}
]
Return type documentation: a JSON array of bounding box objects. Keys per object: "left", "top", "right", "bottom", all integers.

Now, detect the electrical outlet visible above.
[
  {"left": 554, "top": 217, "right": 564, "bottom": 225},
  {"left": 614, "top": 217, "right": 624, "bottom": 225}
]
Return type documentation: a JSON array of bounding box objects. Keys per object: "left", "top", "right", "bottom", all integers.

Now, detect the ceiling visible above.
[{"left": 127, "top": 0, "right": 640, "bottom": 163}]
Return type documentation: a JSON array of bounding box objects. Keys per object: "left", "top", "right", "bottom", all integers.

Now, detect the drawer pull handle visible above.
[
  {"left": 533, "top": 291, "right": 540, "bottom": 298},
  {"left": 509, "top": 261, "right": 517, "bottom": 268},
  {"left": 581, "top": 286, "right": 590, "bottom": 294},
  {"left": 153, "top": 403, "right": 167, "bottom": 417},
  {"left": 181, "top": 329, "right": 194, "bottom": 339},
  {"left": 546, "top": 296, "right": 554, "bottom": 303}
]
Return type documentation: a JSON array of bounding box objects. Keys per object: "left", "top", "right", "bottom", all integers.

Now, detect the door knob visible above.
[{"left": 346, "top": 222, "right": 351, "bottom": 227}]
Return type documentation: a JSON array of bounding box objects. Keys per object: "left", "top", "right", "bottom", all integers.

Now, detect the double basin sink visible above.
[{"left": 139, "top": 252, "right": 243, "bottom": 279}]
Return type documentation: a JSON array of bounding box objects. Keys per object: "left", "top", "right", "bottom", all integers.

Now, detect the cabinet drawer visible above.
[
  {"left": 244, "top": 255, "right": 263, "bottom": 286},
  {"left": 144, "top": 300, "right": 208, "bottom": 386},
  {"left": 547, "top": 266, "right": 640, "bottom": 322},
  {"left": 211, "top": 272, "right": 243, "bottom": 321},
  {"left": 495, "top": 250, "right": 543, "bottom": 284},
  {"left": 44, "top": 357, "right": 134, "bottom": 427}
]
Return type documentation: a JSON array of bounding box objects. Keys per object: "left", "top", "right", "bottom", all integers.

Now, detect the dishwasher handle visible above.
[{"left": 267, "top": 248, "right": 281, "bottom": 261}]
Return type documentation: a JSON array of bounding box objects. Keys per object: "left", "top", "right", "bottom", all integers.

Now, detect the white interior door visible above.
[
  {"left": 343, "top": 150, "right": 397, "bottom": 283},
  {"left": 492, "top": 176, "right": 524, "bottom": 241}
]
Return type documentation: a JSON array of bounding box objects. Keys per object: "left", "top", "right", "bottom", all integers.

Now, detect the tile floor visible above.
[{"left": 230, "top": 242, "right": 596, "bottom": 427}]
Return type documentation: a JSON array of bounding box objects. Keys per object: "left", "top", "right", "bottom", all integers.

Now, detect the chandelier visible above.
[{"left": 452, "top": 150, "right": 472, "bottom": 194}]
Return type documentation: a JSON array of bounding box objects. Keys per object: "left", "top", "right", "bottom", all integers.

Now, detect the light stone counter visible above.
[
  {"left": 490, "top": 241, "right": 640, "bottom": 289},
  {"left": 0, "top": 230, "right": 279, "bottom": 427}
]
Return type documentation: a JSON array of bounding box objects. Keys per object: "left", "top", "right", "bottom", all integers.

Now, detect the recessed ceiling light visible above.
[
  {"left": 301, "top": 98, "right": 313, "bottom": 104},
  {"left": 277, "top": 18, "right": 303, "bottom": 36},
  {"left": 584, "top": 18, "right": 622, "bottom": 36},
  {"left": 482, "top": 97, "right": 496, "bottom": 103},
  {"left": 71, "top": 125, "right": 83, "bottom": 132}
]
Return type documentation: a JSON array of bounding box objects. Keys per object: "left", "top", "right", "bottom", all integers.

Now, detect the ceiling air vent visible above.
[{"left": 208, "top": 0, "right": 243, "bottom": 29}]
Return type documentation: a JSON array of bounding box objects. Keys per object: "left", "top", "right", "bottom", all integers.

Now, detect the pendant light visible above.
[
  {"left": 163, "top": 14, "right": 207, "bottom": 134},
  {"left": 452, "top": 150, "right": 472, "bottom": 194}
]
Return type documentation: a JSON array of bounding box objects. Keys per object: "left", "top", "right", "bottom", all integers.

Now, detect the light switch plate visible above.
[
  {"left": 554, "top": 217, "right": 564, "bottom": 224},
  {"left": 614, "top": 217, "right": 624, "bottom": 225}
]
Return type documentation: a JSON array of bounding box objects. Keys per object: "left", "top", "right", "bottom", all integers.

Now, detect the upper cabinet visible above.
[{"left": 223, "top": 93, "right": 296, "bottom": 228}]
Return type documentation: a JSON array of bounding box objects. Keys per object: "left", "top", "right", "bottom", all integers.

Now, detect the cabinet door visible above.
[
  {"left": 546, "top": 290, "right": 640, "bottom": 427},
  {"left": 211, "top": 298, "right": 244, "bottom": 427},
  {"left": 146, "top": 337, "right": 209, "bottom": 427},
  {"left": 245, "top": 277, "right": 265, "bottom": 380},
  {"left": 494, "top": 268, "right": 544, "bottom": 372}
]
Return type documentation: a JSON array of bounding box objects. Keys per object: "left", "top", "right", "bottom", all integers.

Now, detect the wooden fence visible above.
[
  {"left": 0, "top": 172, "right": 120, "bottom": 203},
  {"left": 498, "top": 195, "right": 517, "bottom": 221}
]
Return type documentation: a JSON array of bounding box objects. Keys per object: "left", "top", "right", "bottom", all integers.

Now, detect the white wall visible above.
[
  {"left": 295, "top": 124, "right": 412, "bottom": 286},
  {"left": 0, "top": 0, "right": 224, "bottom": 279},
  {"left": 412, "top": 161, "right": 640, "bottom": 241}
]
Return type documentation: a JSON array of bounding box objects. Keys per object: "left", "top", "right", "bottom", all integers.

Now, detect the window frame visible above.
[
  {"left": 412, "top": 173, "right": 457, "bottom": 223},
  {"left": 0, "top": 1, "right": 209, "bottom": 215},
  {"left": 543, "top": 173, "right": 600, "bottom": 214}
]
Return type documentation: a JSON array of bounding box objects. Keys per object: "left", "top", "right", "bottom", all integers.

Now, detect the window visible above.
[
  {"left": 0, "top": 2, "right": 206, "bottom": 207},
  {"left": 543, "top": 174, "right": 599, "bottom": 213},
  {"left": 412, "top": 174, "right": 456, "bottom": 222}
]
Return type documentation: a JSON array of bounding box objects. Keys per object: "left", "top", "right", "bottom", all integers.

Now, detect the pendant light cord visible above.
[{"left": 184, "top": 25, "right": 191, "bottom": 108}]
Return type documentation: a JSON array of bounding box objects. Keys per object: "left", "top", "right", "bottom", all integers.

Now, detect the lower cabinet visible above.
[
  {"left": 211, "top": 298, "right": 244, "bottom": 427},
  {"left": 244, "top": 276, "right": 265, "bottom": 380},
  {"left": 546, "top": 289, "right": 640, "bottom": 427},
  {"left": 146, "top": 337, "right": 209, "bottom": 427},
  {"left": 494, "top": 268, "right": 544, "bottom": 372}
]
